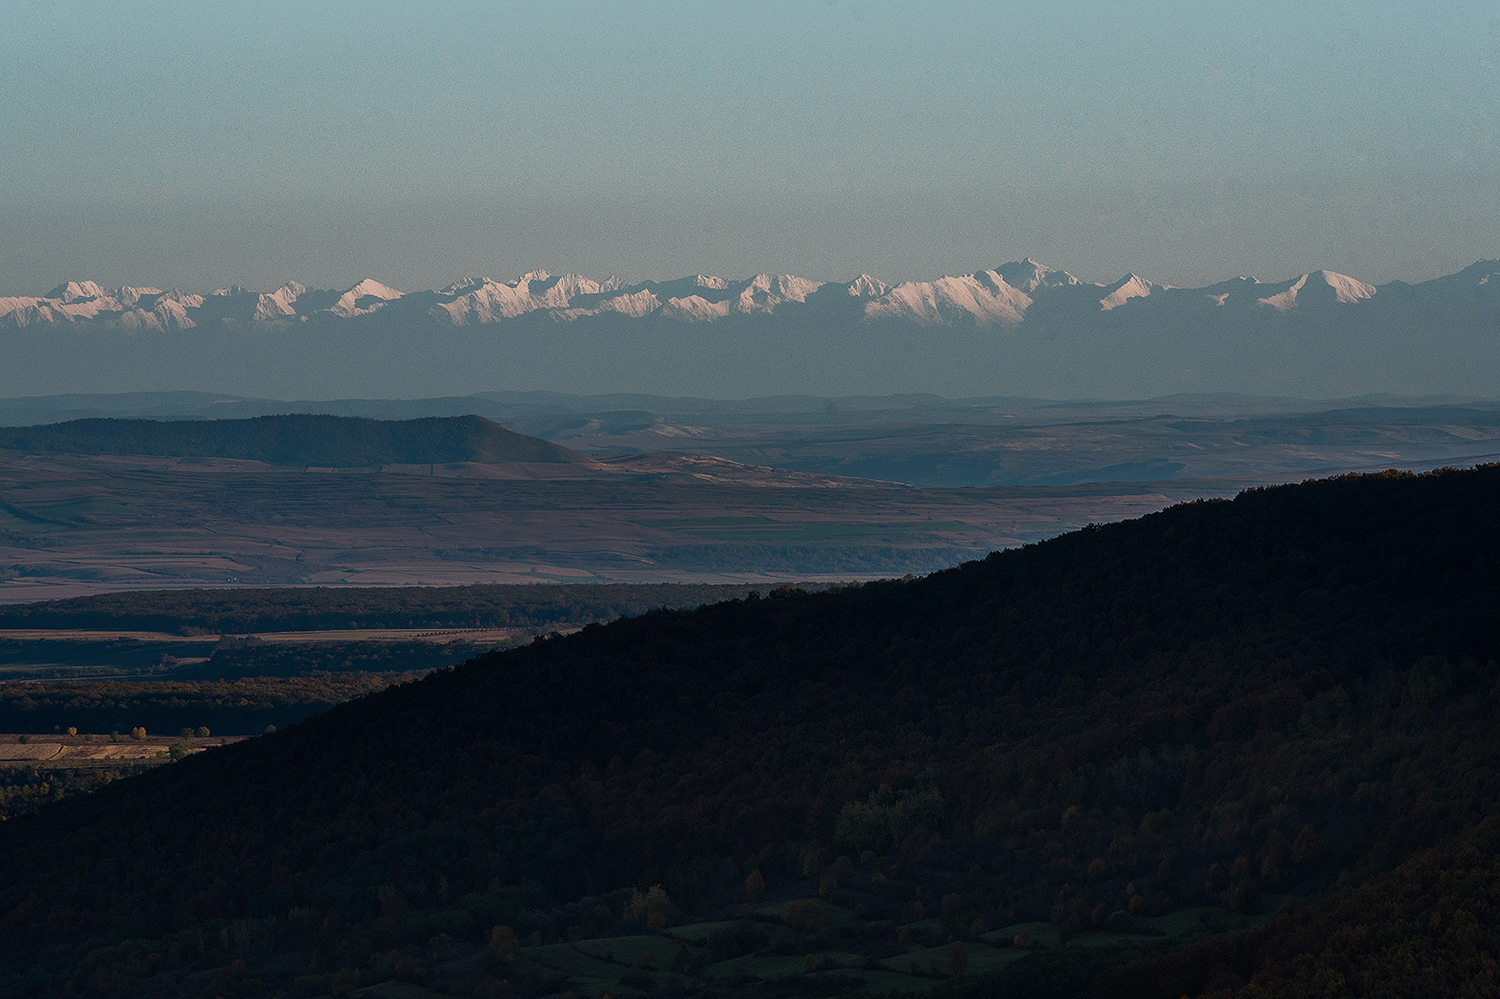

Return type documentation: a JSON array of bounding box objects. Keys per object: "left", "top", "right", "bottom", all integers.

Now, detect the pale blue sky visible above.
[{"left": 2, "top": 1, "right": 1497, "bottom": 293}]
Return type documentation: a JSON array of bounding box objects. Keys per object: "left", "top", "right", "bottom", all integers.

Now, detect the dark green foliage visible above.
[
  {"left": 0, "top": 413, "right": 585, "bottom": 466},
  {"left": 0, "top": 762, "right": 155, "bottom": 819},
  {"left": 0, "top": 674, "right": 414, "bottom": 736},
  {"left": 0, "top": 634, "right": 223, "bottom": 675},
  {"left": 1111, "top": 815, "right": 1500, "bottom": 998},
  {"left": 0, "top": 465, "right": 1496, "bottom": 997},
  {"left": 0, "top": 582, "right": 776, "bottom": 634},
  {"left": 187, "top": 640, "right": 497, "bottom": 680}
]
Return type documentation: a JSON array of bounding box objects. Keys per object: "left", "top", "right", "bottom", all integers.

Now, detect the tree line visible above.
[{"left": 0, "top": 582, "right": 776, "bottom": 634}]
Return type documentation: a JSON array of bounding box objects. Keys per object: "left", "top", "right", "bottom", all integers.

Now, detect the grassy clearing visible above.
[
  {"left": 569, "top": 934, "right": 673, "bottom": 967},
  {"left": 524, "top": 942, "right": 652, "bottom": 988},
  {"left": 981, "top": 920, "right": 1060, "bottom": 948},
  {"left": 661, "top": 919, "right": 743, "bottom": 943},
  {"left": 701, "top": 952, "right": 814, "bottom": 980},
  {"left": 352, "top": 983, "right": 448, "bottom": 999}
]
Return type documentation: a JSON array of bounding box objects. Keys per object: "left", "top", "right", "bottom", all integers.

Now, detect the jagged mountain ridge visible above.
[{"left": 3, "top": 259, "right": 1492, "bottom": 332}]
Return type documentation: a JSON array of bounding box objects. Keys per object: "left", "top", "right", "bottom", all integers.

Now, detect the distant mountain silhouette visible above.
[
  {"left": 0, "top": 414, "right": 588, "bottom": 467},
  {"left": 6, "top": 260, "right": 1480, "bottom": 331},
  {"left": 3, "top": 259, "right": 1499, "bottom": 399}
]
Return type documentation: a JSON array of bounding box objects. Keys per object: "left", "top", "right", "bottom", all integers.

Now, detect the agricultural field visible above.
[{"left": 0, "top": 730, "right": 244, "bottom": 820}]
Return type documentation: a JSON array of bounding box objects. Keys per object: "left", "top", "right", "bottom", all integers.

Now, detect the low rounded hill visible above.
[{"left": 0, "top": 413, "right": 587, "bottom": 467}]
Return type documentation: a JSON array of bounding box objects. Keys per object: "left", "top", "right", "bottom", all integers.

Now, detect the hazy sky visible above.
[{"left": 3, "top": 1, "right": 1497, "bottom": 294}]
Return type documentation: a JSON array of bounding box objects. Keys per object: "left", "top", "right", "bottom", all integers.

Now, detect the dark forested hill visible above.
[
  {"left": 0, "top": 413, "right": 586, "bottom": 466},
  {"left": 0, "top": 466, "right": 1497, "bottom": 998}
]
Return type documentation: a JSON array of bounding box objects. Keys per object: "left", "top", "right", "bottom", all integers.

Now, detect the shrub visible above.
[
  {"left": 786, "top": 899, "right": 832, "bottom": 935},
  {"left": 744, "top": 870, "right": 766, "bottom": 903},
  {"left": 624, "top": 885, "right": 672, "bottom": 929},
  {"left": 483, "top": 925, "right": 517, "bottom": 968}
]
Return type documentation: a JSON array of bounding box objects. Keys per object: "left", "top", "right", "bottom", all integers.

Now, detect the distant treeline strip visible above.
[
  {"left": 0, "top": 675, "right": 411, "bottom": 737},
  {"left": 0, "top": 582, "right": 796, "bottom": 635}
]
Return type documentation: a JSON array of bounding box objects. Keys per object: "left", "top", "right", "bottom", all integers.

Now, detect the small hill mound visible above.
[{"left": 0, "top": 413, "right": 587, "bottom": 466}]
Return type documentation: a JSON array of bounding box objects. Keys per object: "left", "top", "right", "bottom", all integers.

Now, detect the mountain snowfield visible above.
[
  {"left": 1, "top": 259, "right": 1497, "bottom": 400},
  {"left": 0, "top": 259, "right": 1473, "bottom": 331}
]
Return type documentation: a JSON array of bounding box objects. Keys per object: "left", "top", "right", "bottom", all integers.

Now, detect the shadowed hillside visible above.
[
  {"left": 1108, "top": 814, "right": 1500, "bottom": 998},
  {"left": 0, "top": 414, "right": 587, "bottom": 467},
  {"left": 0, "top": 465, "right": 1497, "bottom": 997}
]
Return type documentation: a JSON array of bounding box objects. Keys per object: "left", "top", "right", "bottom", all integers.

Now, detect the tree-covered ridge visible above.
[
  {"left": 1110, "top": 815, "right": 1500, "bottom": 998},
  {"left": 0, "top": 413, "right": 585, "bottom": 466},
  {"left": 0, "top": 582, "right": 777, "bottom": 634},
  {"left": 0, "top": 466, "right": 1495, "bottom": 997}
]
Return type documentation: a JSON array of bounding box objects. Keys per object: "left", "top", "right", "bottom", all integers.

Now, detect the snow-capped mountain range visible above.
[
  {"left": 3, "top": 259, "right": 1498, "bottom": 402},
  {"left": 5, "top": 259, "right": 1490, "bottom": 332}
]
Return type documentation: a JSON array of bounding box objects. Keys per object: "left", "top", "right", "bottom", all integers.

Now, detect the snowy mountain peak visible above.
[
  {"left": 47, "top": 280, "right": 109, "bottom": 303},
  {"left": 1311, "top": 269, "right": 1377, "bottom": 304},
  {"left": 115, "top": 286, "right": 165, "bottom": 308},
  {"left": 659, "top": 295, "right": 730, "bottom": 322},
  {"left": 1099, "top": 274, "right": 1156, "bottom": 311},
  {"left": 996, "top": 258, "right": 1079, "bottom": 293},
  {"left": 331, "top": 279, "right": 403, "bottom": 318},
  {"left": 736, "top": 274, "right": 823, "bottom": 314},
  {"left": 439, "top": 277, "right": 490, "bottom": 296},
  {"left": 4, "top": 260, "right": 1486, "bottom": 335},
  {"left": 866, "top": 270, "right": 1032, "bottom": 326},
  {"left": 1257, "top": 270, "right": 1377, "bottom": 311},
  {"left": 251, "top": 281, "right": 308, "bottom": 321}
]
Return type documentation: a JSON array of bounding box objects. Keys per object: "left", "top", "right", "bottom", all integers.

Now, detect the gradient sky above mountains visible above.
[{"left": 2, "top": 1, "right": 1496, "bottom": 295}]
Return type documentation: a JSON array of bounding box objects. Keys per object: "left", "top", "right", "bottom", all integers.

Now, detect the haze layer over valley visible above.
[{"left": 5, "top": 259, "right": 1498, "bottom": 399}]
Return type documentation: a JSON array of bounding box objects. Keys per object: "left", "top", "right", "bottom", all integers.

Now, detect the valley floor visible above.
[{"left": 0, "top": 449, "right": 1221, "bottom": 600}]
